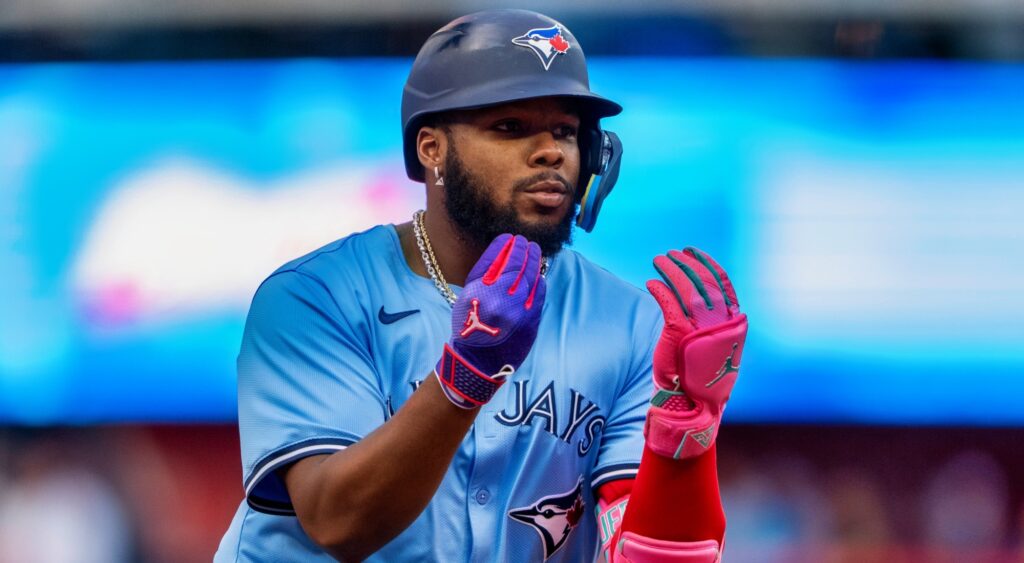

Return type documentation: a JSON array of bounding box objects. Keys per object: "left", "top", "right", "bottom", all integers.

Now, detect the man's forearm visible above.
[
  {"left": 284, "top": 374, "right": 478, "bottom": 561},
  {"left": 284, "top": 234, "right": 546, "bottom": 561}
]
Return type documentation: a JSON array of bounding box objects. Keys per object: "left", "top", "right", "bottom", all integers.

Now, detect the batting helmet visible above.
[{"left": 401, "top": 9, "right": 624, "bottom": 232}]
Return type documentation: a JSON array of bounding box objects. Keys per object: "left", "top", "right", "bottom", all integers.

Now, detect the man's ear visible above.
[{"left": 416, "top": 126, "right": 448, "bottom": 170}]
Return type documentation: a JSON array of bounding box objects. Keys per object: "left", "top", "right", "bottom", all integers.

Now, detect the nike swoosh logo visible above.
[{"left": 378, "top": 306, "right": 420, "bottom": 325}]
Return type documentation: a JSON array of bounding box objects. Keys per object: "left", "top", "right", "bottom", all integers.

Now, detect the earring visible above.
[{"left": 435, "top": 166, "right": 444, "bottom": 186}]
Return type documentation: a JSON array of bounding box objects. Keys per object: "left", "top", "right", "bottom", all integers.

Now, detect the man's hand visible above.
[
  {"left": 644, "top": 247, "right": 747, "bottom": 459},
  {"left": 436, "top": 234, "right": 546, "bottom": 408}
]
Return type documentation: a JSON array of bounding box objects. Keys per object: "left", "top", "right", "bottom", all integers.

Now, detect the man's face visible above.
[{"left": 439, "top": 97, "right": 582, "bottom": 256}]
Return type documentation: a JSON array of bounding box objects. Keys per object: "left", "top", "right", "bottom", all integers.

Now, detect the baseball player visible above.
[{"left": 215, "top": 9, "right": 746, "bottom": 562}]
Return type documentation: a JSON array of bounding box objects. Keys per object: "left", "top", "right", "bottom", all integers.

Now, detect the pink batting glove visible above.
[{"left": 644, "top": 247, "right": 747, "bottom": 460}]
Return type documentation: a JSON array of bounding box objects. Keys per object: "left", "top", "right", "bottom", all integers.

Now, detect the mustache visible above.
[{"left": 513, "top": 172, "right": 575, "bottom": 196}]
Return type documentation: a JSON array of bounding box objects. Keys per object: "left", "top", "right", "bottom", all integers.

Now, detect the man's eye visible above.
[
  {"left": 495, "top": 121, "right": 522, "bottom": 132},
  {"left": 556, "top": 125, "right": 578, "bottom": 139}
]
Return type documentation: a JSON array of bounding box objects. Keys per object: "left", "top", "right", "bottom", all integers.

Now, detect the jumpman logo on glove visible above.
[
  {"left": 706, "top": 342, "right": 740, "bottom": 389},
  {"left": 436, "top": 234, "right": 544, "bottom": 409},
  {"left": 460, "top": 298, "right": 500, "bottom": 338}
]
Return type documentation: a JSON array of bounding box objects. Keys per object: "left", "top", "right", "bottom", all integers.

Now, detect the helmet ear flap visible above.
[
  {"left": 576, "top": 122, "right": 603, "bottom": 201},
  {"left": 575, "top": 128, "right": 622, "bottom": 233}
]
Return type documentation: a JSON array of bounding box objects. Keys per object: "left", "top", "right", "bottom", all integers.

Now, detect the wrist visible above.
[
  {"left": 435, "top": 343, "right": 512, "bottom": 409},
  {"left": 644, "top": 405, "right": 718, "bottom": 460}
]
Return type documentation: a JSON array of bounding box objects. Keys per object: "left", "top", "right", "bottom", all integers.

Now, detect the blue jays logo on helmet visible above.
[
  {"left": 508, "top": 477, "right": 585, "bottom": 560},
  {"left": 511, "top": 25, "right": 572, "bottom": 71}
]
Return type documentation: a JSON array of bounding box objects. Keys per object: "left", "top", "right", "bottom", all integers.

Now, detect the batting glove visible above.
[
  {"left": 436, "top": 234, "right": 546, "bottom": 409},
  {"left": 644, "top": 247, "right": 747, "bottom": 459}
]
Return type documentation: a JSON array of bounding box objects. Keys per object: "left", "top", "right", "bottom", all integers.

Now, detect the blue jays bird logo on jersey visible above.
[
  {"left": 512, "top": 26, "right": 571, "bottom": 70},
  {"left": 508, "top": 477, "right": 586, "bottom": 560}
]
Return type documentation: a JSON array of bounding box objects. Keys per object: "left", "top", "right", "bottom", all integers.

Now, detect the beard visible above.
[{"left": 442, "top": 143, "right": 577, "bottom": 257}]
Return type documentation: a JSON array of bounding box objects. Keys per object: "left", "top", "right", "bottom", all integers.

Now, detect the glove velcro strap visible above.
[
  {"left": 644, "top": 405, "right": 719, "bottom": 460},
  {"left": 435, "top": 343, "right": 510, "bottom": 409}
]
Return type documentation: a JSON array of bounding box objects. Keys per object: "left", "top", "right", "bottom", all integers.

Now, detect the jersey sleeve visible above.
[
  {"left": 590, "top": 300, "right": 661, "bottom": 491},
  {"left": 237, "top": 269, "right": 386, "bottom": 515}
]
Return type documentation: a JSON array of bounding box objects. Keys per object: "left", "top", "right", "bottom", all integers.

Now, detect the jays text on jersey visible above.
[{"left": 215, "top": 224, "right": 661, "bottom": 562}]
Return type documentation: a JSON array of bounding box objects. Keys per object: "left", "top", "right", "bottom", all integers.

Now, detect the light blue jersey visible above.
[{"left": 215, "top": 225, "right": 661, "bottom": 562}]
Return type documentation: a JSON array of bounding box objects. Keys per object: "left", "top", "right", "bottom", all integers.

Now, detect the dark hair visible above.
[{"left": 419, "top": 112, "right": 453, "bottom": 134}]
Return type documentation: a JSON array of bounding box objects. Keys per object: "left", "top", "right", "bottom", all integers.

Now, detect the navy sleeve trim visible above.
[
  {"left": 244, "top": 437, "right": 357, "bottom": 493},
  {"left": 591, "top": 462, "right": 641, "bottom": 489},
  {"left": 244, "top": 437, "right": 357, "bottom": 516},
  {"left": 246, "top": 496, "right": 301, "bottom": 516}
]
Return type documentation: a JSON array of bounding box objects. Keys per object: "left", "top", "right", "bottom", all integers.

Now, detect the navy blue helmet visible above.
[{"left": 401, "top": 9, "right": 623, "bottom": 232}]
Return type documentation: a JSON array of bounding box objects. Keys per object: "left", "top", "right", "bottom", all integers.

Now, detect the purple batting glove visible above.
[{"left": 435, "top": 234, "right": 546, "bottom": 409}]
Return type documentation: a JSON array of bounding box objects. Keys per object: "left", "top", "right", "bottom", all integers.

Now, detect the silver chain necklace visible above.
[{"left": 412, "top": 210, "right": 548, "bottom": 306}]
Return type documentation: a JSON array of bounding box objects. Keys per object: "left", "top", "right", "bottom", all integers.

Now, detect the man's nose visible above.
[{"left": 529, "top": 132, "right": 564, "bottom": 168}]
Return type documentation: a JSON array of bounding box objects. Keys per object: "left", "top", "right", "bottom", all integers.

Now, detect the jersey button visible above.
[{"left": 474, "top": 488, "right": 490, "bottom": 505}]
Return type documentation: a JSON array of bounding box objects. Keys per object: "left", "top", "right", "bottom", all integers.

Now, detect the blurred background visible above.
[{"left": 1, "top": 1, "right": 1023, "bottom": 561}]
